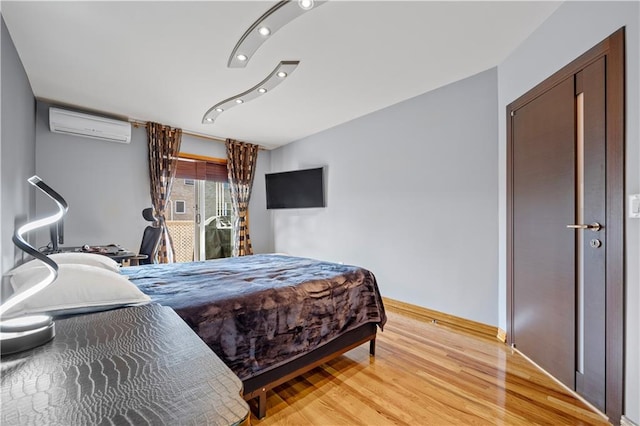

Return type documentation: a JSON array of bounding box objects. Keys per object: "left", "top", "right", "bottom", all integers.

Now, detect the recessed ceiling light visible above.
[
  {"left": 236, "top": 54, "right": 248, "bottom": 62},
  {"left": 258, "top": 26, "right": 271, "bottom": 37},
  {"left": 205, "top": 117, "right": 214, "bottom": 122},
  {"left": 235, "top": 99, "right": 244, "bottom": 104},
  {"left": 215, "top": 108, "right": 224, "bottom": 113},
  {"left": 258, "top": 88, "right": 267, "bottom": 94},
  {"left": 277, "top": 71, "right": 287, "bottom": 78},
  {"left": 298, "top": 0, "right": 314, "bottom": 10}
]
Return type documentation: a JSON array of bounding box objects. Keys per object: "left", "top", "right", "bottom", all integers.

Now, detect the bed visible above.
[{"left": 121, "top": 254, "right": 386, "bottom": 418}]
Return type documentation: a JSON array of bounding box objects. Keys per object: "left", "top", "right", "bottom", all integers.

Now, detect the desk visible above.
[
  {"left": 1, "top": 304, "right": 250, "bottom": 425},
  {"left": 41, "top": 245, "right": 147, "bottom": 265}
]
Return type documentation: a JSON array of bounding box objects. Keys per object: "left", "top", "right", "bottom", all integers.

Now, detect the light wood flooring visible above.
[{"left": 251, "top": 310, "right": 610, "bottom": 425}]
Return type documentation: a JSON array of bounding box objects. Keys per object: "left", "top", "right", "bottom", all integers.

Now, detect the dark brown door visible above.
[
  {"left": 512, "top": 76, "right": 577, "bottom": 388},
  {"left": 511, "top": 58, "right": 610, "bottom": 412},
  {"left": 507, "top": 29, "right": 625, "bottom": 423}
]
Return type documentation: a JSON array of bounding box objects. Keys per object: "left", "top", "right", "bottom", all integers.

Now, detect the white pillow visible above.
[
  {"left": 7, "top": 252, "right": 121, "bottom": 276},
  {"left": 4, "top": 264, "right": 150, "bottom": 318}
]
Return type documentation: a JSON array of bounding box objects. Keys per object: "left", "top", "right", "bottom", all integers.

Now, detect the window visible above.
[
  {"left": 167, "top": 153, "right": 231, "bottom": 263},
  {"left": 174, "top": 200, "right": 186, "bottom": 214}
]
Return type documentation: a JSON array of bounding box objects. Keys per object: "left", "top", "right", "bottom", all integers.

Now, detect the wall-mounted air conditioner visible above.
[{"left": 49, "top": 107, "right": 132, "bottom": 144}]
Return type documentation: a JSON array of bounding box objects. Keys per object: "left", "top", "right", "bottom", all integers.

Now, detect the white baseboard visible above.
[{"left": 621, "top": 415, "right": 639, "bottom": 426}]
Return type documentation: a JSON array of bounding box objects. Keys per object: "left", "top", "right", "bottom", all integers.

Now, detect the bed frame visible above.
[{"left": 242, "top": 322, "right": 378, "bottom": 419}]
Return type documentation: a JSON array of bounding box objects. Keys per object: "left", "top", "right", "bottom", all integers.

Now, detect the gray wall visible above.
[
  {"left": 35, "top": 101, "right": 150, "bottom": 252},
  {"left": 497, "top": 2, "right": 639, "bottom": 422},
  {"left": 1, "top": 16, "right": 36, "bottom": 273},
  {"left": 35, "top": 103, "right": 272, "bottom": 256},
  {"left": 271, "top": 68, "right": 499, "bottom": 326}
]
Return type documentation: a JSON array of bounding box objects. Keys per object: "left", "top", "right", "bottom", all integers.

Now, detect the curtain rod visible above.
[
  {"left": 130, "top": 120, "right": 225, "bottom": 143},
  {"left": 130, "top": 119, "right": 266, "bottom": 150}
]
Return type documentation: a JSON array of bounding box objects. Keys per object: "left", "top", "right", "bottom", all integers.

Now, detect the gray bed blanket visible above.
[{"left": 121, "top": 254, "right": 386, "bottom": 380}]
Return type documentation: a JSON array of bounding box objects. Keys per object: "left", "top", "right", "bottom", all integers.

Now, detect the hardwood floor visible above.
[{"left": 251, "top": 311, "right": 610, "bottom": 425}]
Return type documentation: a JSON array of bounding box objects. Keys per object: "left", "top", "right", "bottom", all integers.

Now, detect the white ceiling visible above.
[{"left": 2, "top": 1, "right": 561, "bottom": 149}]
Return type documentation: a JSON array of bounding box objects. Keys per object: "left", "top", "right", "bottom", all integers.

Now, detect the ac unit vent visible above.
[{"left": 49, "top": 107, "right": 132, "bottom": 144}]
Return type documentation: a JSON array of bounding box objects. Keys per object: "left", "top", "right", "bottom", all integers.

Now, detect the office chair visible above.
[{"left": 138, "top": 207, "right": 162, "bottom": 265}]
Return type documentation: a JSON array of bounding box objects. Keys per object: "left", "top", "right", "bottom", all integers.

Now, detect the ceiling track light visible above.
[
  {"left": 228, "top": 0, "right": 326, "bottom": 68},
  {"left": 202, "top": 61, "right": 299, "bottom": 124}
]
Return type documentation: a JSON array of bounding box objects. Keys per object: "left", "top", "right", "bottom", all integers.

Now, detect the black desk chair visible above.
[{"left": 137, "top": 208, "right": 162, "bottom": 265}]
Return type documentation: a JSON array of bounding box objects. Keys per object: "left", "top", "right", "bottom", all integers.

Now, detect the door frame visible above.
[{"left": 506, "top": 28, "right": 625, "bottom": 423}]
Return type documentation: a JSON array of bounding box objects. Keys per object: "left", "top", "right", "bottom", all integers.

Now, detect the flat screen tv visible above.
[{"left": 265, "top": 167, "right": 325, "bottom": 209}]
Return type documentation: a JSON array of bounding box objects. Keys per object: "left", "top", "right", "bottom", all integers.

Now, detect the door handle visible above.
[{"left": 566, "top": 222, "right": 601, "bottom": 232}]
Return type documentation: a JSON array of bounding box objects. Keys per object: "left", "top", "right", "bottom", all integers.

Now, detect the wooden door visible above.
[
  {"left": 511, "top": 59, "right": 607, "bottom": 406},
  {"left": 512, "top": 76, "right": 576, "bottom": 388},
  {"left": 507, "top": 29, "right": 625, "bottom": 422}
]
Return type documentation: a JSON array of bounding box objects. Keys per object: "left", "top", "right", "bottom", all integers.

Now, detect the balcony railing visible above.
[
  {"left": 166, "top": 218, "right": 232, "bottom": 263},
  {"left": 166, "top": 220, "right": 194, "bottom": 263}
]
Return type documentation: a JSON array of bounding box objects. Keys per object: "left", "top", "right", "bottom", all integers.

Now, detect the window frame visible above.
[{"left": 174, "top": 200, "right": 186, "bottom": 214}]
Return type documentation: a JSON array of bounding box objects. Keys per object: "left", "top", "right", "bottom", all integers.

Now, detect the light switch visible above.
[{"left": 630, "top": 194, "right": 640, "bottom": 219}]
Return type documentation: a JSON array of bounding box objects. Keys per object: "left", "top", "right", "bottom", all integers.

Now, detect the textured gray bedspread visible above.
[{"left": 121, "top": 254, "right": 386, "bottom": 380}]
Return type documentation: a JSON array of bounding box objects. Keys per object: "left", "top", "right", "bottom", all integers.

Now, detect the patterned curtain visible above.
[
  {"left": 147, "top": 122, "right": 182, "bottom": 263},
  {"left": 226, "top": 139, "right": 259, "bottom": 257}
]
